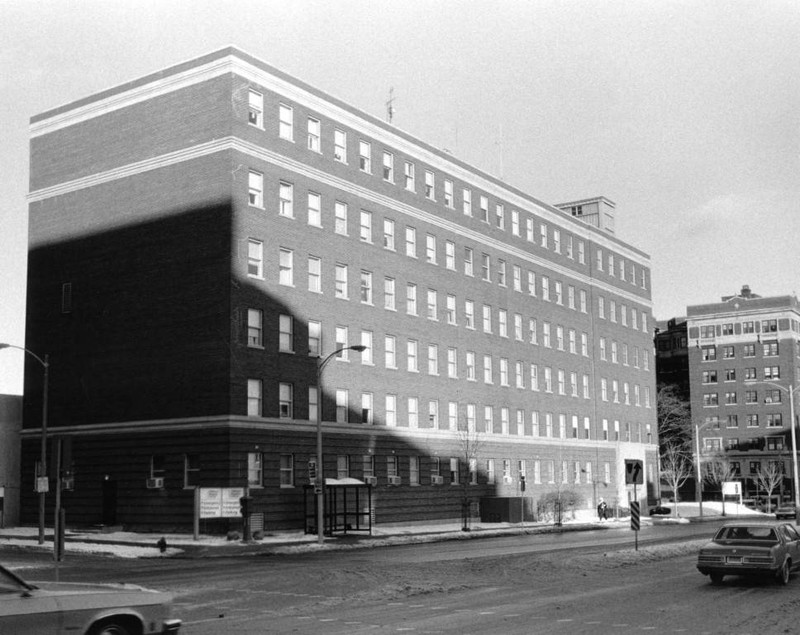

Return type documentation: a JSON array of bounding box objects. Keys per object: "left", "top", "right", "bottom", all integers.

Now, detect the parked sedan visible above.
[
  {"left": 697, "top": 522, "right": 800, "bottom": 585},
  {"left": 0, "top": 563, "right": 180, "bottom": 635}
]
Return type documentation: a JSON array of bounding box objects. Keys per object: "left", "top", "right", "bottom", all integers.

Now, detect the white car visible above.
[{"left": 0, "top": 563, "right": 181, "bottom": 635}]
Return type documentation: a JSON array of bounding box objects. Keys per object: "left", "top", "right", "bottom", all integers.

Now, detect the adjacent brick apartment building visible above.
[
  {"left": 23, "top": 47, "right": 658, "bottom": 531},
  {"left": 688, "top": 286, "right": 800, "bottom": 501}
]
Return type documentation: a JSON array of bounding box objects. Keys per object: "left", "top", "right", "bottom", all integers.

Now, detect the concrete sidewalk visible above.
[{"left": 0, "top": 501, "right": 768, "bottom": 559}]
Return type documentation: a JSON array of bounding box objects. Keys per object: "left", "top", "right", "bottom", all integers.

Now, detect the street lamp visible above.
[
  {"left": 316, "top": 345, "right": 366, "bottom": 545},
  {"left": 0, "top": 343, "right": 49, "bottom": 544}
]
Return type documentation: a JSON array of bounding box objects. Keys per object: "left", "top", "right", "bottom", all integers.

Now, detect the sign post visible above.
[{"left": 625, "top": 459, "right": 644, "bottom": 551}]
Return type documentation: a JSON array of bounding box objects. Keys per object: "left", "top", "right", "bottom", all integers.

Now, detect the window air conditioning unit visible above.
[
  {"left": 503, "top": 476, "right": 513, "bottom": 484},
  {"left": 364, "top": 476, "right": 378, "bottom": 486},
  {"left": 61, "top": 476, "right": 74, "bottom": 491},
  {"left": 431, "top": 475, "right": 444, "bottom": 485},
  {"left": 388, "top": 475, "right": 402, "bottom": 486},
  {"left": 146, "top": 477, "right": 165, "bottom": 489}
]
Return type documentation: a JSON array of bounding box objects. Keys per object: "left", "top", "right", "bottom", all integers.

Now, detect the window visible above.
[
  {"left": 248, "top": 170, "right": 263, "bottom": 207},
  {"left": 361, "top": 331, "right": 373, "bottom": 365},
  {"left": 466, "top": 351, "right": 476, "bottom": 380},
  {"left": 279, "top": 382, "right": 293, "bottom": 418},
  {"left": 526, "top": 217, "right": 534, "bottom": 241},
  {"left": 445, "top": 241, "right": 456, "bottom": 270},
  {"left": 335, "top": 326, "right": 349, "bottom": 359},
  {"left": 383, "top": 151, "right": 394, "bottom": 182},
  {"left": 426, "top": 234, "right": 437, "bottom": 264},
  {"left": 531, "top": 364, "right": 539, "bottom": 391},
  {"left": 703, "top": 393, "right": 719, "bottom": 407},
  {"left": 308, "top": 320, "right": 321, "bottom": 357},
  {"left": 428, "top": 344, "right": 439, "bottom": 375},
  {"left": 279, "top": 314, "right": 293, "bottom": 352},
  {"left": 247, "top": 89, "right": 263, "bottom": 127},
  {"left": 482, "top": 305, "right": 492, "bottom": 333},
  {"left": 481, "top": 253, "right": 491, "bottom": 281},
  {"left": 428, "top": 400, "right": 439, "bottom": 427},
  {"left": 278, "top": 103, "right": 293, "bottom": 140},
  {"left": 383, "top": 219, "right": 395, "bottom": 250},
  {"left": 334, "top": 263, "right": 348, "bottom": 299},
  {"left": 404, "top": 161, "right": 415, "bottom": 191},
  {"left": 334, "top": 128, "right": 347, "bottom": 162},
  {"left": 499, "top": 309, "right": 508, "bottom": 337},
  {"left": 745, "top": 367, "right": 757, "bottom": 381},
  {"left": 361, "top": 393, "right": 373, "bottom": 424},
  {"left": 496, "top": 204, "right": 505, "bottom": 230},
  {"left": 763, "top": 341, "right": 779, "bottom": 357},
  {"left": 513, "top": 210, "right": 521, "bottom": 235},
  {"left": 701, "top": 346, "right": 717, "bottom": 361},
  {"left": 702, "top": 370, "right": 718, "bottom": 384},
  {"left": 307, "top": 117, "right": 320, "bottom": 151},
  {"left": 497, "top": 260, "right": 507, "bottom": 286},
  {"left": 747, "top": 414, "right": 759, "bottom": 427},
  {"left": 483, "top": 355, "right": 493, "bottom": 384},
  {"left": 553, "top": 229, "right": 561, "bottom": 253},
  {"left": 446, "top": 294, "right": 457, "bottom": 325},
  {"left": 278, "top": 247, "right": 293, "bottom": 285},
  {"left": 725, "top": 391, "right": 737, "bottom": 405},
  {"left": 765, "top": 390, "right": 782, "bottom": 404},
  {"left": 247, "top": 239, "right": 263, "bottom": 278},
  {"left": 247, "top": 308, "right": 263, "bottom": 347},
  {"left": 514, "top": 314, "right": 523, "bottom": 341},
  {"left": 762, "top": 319, "right": 778, "bottom": 333},
  {"left": 334, "top": 201, "right": 348, "bottom": 235},
  {"left": 184, "top": 454, "right": 200, "bottom": 488},
  {"left": 464, "top": 247, "right": 474, "bottom": 276},
  {"left": 444, "top": 179, "right": 454, "bottom": 207},
  {"left": 61, "top": 282, "right": 72, "bottom": 313},
  {"left": 385, "top": 394, "right": 397, "bottom": 426},
  {"left": 512, "top": 265, "right": 522, "bottom": 292},
  {"left": 447, "top": 347, "right": 458, "bottom": 378},
  {"left": 743, "top": 344, "right": 756, "bottom": 357},
  {"left": 307, "top": 256, "right": 321, "bottom": 292},
  {"left": 543, "top": 322, "right": 551, "bottom": 348},
  {"left": 337, "top": 455, "right": 350, "bottom": 479},
  {"left": 359, "top": 210, "right": 372, "bottom": 242},
  {"left": 425, "top": 170, "right": 435, "bottom": 199},
  {"left": 767, "top": 413, "right": 783, "bottom": 428},
  {"left": 484, "top": 406, "right": 494, "bottom": 433},
  {"left": 358, "top": 140, "right": 371, "bottom": 172},
  {"left": 723, "top": 345, "right": 735, "bottom": 359},
  {"left": 500, "top": 358, "right": 509, "bottom": 386},
  {"left": 427, "top": 289, "right": 438, "bottom": 320},
  {"left": 384, "top": 335, "right": 397, "bottom": 368},
  {"left": 410, "top": 456, "right": 420, "bottom": 485},
  {"left": 247, "top": 379, "right": 262, "bottom": 417},
  {"left": 279, "top": 454, "right": 294, "bottom": 487},
  {"left": 407, "top": 339, "right": 419, "bottom": 372},
  {"left": 764, "top": 365, "right": 781, "bottom": 380},
  {"left": 540, "top": 224, "right": 548, "bottom": 248},
  {"left": 465, "top": 300, "right": 475, "bottom": 329},
  {"left": 463, "top": 189, "right": 472, "bottom": 216},
  {"left": 406, "top": 283, "right": 418, "bottom": 315},
  {"left": 745, "top": 390, "right": 758, "bottom": 404},
  {"left": 384, "top": 277, "right": 396, "bottom": 310},
  {"left": 305, "top": 192, "right": 322, "bottom": 226},
  {"left": 408, "top": 397, "right": 419, "bottom": 428},
  {"left": 336, "top": 389, "right": 349, "bottom": 422},
  {"left": 405, "top": 226, "right": 417, "bottom": 257},
  {"left": 743, "top": 321, "right": 755, "bottom": 334},
  {"left": 360, "top": 270, "right": 373, "bottom": 304},
  {"left": 726, "top": 414, "right": 738, "bottom": 428},
  {"left": 480, "top": 196, "right": 490, "bottom": 223},
  {"left": 278, "top": 181, "right": 293, "bottom": 217}
]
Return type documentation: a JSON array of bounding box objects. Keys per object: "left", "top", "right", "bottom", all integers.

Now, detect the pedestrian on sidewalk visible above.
[{"left": 597, "top": 498, "right": 608, "bottom": 521}]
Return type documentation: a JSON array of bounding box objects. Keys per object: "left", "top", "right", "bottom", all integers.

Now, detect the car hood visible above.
[{"left": 28, "top": 581, "right": 170, "bottom": 602}]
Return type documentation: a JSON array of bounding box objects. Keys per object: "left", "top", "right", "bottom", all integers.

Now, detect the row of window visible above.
[
  {"left": 248, "top": 310, "right": 652, "bottom": 374},
  {"left": 701, "top": 413, "right": 784, "bottom": 428},
  {"left": 702, "top": 390, "right": 786, "bottom": 407},
  {"left": 698, "top": 318, "right": 800, "bottom": 339},
  {"left": 247, "top": 379, "right": 653, "bottom": 443},
  {"left": 696, "top": 454, "right": 790, "bottom": 475},
  {"left": 245, "top": 93, "right": 650, "bottom": 291},
  {"left": 246, "top": 240, "right": 651, "bottom": 336},
  {"left": 700, "top": 342, "right": 781, "bottom": 361},
  {"left": 701, "top": 366, "right": 783, "bottom": 383}
]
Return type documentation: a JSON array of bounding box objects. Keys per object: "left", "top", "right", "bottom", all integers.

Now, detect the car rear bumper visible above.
[{"left": 698, "top": 565, "right": 779, "bottom": 577}]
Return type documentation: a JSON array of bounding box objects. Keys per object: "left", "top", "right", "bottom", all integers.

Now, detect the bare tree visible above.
[
  {"left": 455, "top": 416, "right": 483, "bottom": 530},
  {"left": 703, "top": 454, "right": 737, "bottom": 516},
  {"left": 660, "top": 443, "right": 694, "bottom": 516},
  {"left": 754, "top": 461, "right": 784, "bottom": 513},
  {"left": 657, "top": 384, "right": 693, "bottom": 455}
]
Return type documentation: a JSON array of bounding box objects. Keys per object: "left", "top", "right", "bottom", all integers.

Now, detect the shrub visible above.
[{"left": 537, "top": 488, "right": 585, "bottom": 522}]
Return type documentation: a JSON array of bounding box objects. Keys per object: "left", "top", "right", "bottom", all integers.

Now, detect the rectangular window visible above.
[
  {"left": 360, "top": 270, "right": 373, "bottom": 304},
  {"left": 335, "top": 326, "right": 349, "bottom": 359},
  {"left": 464, "top": 247, "right": 474, "bottom": 276},
  {"left": 308, "top": 320, "right": 321, "bottom": 357},
  {"left": 279, "top": 382, "right": 293, "bottom": 418},
  {"left": 279, "top": 314, "right": 293, "bottom": 352},
  {"left": 278, "top": 103, "right": 293, "bottom": 140},
  {"left": 307, "top": 256, "right": 321, "bottom": 293},
  {"left": 279, "top": 454, "right": 294, "bottom": 487},
  {"left": 361, "top": 393, "right": 374, "bottom": 424},
  {"left": 247, "top": 452, "right": 263, "bottom": 487},
  {"left": 247, "top": 308, "right": 263, "bottom": 347},
  {"left": 184, "top": 454, "right": 200, "bottom": 488},
  {"left": 425, "top": 170, "right": 435, "bottom": 199},
  {"left": 404, "top": 161, "right": 415, "bottom": 191},
  {"left": 358, "top": 140, "right": 371, "bottom": 172},
  {"left": 483, "top": 355, "right": 493, "bottom": 384},
  {"left": 247, "top": 379, "right": 262, "bottom": 417},
  {"left": 383, "top": 218, "right": 396, "bottom": 250},
  {"left": 336, "top": 389, "right": 349, "bottom": 422},
  {"left": 383, "top": 151, "right": 394, "bottom": 182},
  {"left": 278, "top": 181, "right": 293, "bottom": 217},
  {"left": 410, "top": 456, "right": 420, "bottom": 485},
  {"left": 463, "top": 189, "right": 472, "bottom": 216},
  {"left": 360, "top": 210, "right": 372, "bottom": 242},
  {"left": 247, "top": 89, "right": 263, "bottom": 127},
  {"left": 334, "top": 201, "right": 347, "bottom": 235},
  {"left": 426, "top": 234, "right": 437, "bottom": 264},
  {"left": 446, "top": 294, "right": 457, "bottom": 325},
  {"left": 407, "top": 339, "right": 419, "bottom": 372},
  {"left": 480, "top": 196, "right": 490, "bottom": 223},
  {"left": 384, "top": 277, "right": 396, "bottom": 310},
  {"left": 334, "top": 128, "right": 347, "bottom": 162},
  {"left": 278, "top": 247, "right": 293, "bottom": 285},
  {"left": 307, "top": 117, "right": 320, "bottom": 152},
  {"left": 406, "top": 283, "right": 418, "bottom": 315},
  {"left": 248, "top": 170, "right": 263, "bottom": 207},
  {"left": 385, "top": 335, "right": 397, "bottom": 369},
  {"left": 466, "top": 351, "right": 476, "bottom": 380},
  {"left": 385, "top": 394, "right": 397, "bottom": 426},
  {"left": 428, "top": 344, "right": 439, "bottom": 375},
  {"left": 61, "top": 282, "right": 72, "bottom": 313},
  {"left": 444, "top": 179, "right": 454, "bottom": 207},
  {"left": 334, "top": 263, "right": 348, "bottom": 299},
  {"left": 247, "top": 239, "right": 263, "bottom": 278},
  {"left": 448, "top": 347, "right": 458, "bottom": 378},
  {"left": 307, "top": 192, "right": 322, "bottom": 226},
  {"left": 408, "top": 397, "right": 419, "bottom": 428},
  {"left": 481, "top": 253, "right": 491, "bottom": 281},
  {"left": 427, "top": 289, "right": 438, "bottom": 320},
  {"left": 428, "top": 400, "right": 439, "bottom": 427},
  {"left": 337, "top": 455, "right": 350, "bottom": 479},
  {"left": 445, "top": 240, "right": 456, "bottom": 270},
  {"left": 361, "top": 331, "right": 373, "bottom": 365}
]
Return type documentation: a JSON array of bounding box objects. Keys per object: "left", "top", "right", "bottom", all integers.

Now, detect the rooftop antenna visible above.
[{"left": 386, "top": 87, "right": 396, "bottom": 124}]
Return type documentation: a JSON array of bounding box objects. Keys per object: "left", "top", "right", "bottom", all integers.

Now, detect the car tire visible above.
[
  {"left": 89, "top": 621, "right": 132, "bottom": 635},
  {"left": 777, "top": 560, "right": 791, "bottom": 585},
  {"left": 710, "top": 572, "right": 724, "bottom": 585}
]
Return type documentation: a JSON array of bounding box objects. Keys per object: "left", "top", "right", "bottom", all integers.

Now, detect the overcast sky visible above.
[{"left": 1, "top": 0, "right": 798, "bottom": 395}]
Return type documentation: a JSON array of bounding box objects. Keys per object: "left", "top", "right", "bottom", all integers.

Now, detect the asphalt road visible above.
[{"left": 5, "top": 520, "right": 798, "bottom": 634}]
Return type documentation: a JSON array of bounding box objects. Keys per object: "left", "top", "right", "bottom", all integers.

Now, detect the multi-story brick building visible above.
[
  {"left": 22, "top": 47, "right": 657, "bottom": 531},
  {"left": 687, "top": 286, "right": 800, "bottom": 501}
]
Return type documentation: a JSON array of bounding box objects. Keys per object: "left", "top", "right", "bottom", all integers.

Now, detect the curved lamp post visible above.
[
  {"left": 0, "top": 343, "right": 49, "bottom": 544},
  {"left": 316, "top": 345, "right": 366, "bottom": 545}
]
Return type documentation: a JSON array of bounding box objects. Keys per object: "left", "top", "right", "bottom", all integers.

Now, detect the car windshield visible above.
[{"left": 714, "top": 526, "right": 779, "bottom": 542}]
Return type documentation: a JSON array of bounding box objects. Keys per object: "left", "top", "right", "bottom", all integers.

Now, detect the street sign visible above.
[
  {"left": 36, "top": 477, "right": 49, "bottom": 493},
  {"left": 308, "top": 458, "right": 317, "bottom": 482},
  {"left": 199, "top": 487, "right": 245, "bottom": 518},
  {"left": 630, "top": 501, "right": 641, "bottom": 531},
  {"left": 625, "top": 459, "right": 643, "bottom": 485}
]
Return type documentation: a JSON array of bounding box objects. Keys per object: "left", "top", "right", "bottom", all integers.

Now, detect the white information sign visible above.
[{"left": 199, "top": 487, "right": 245, "bottom": 518}]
